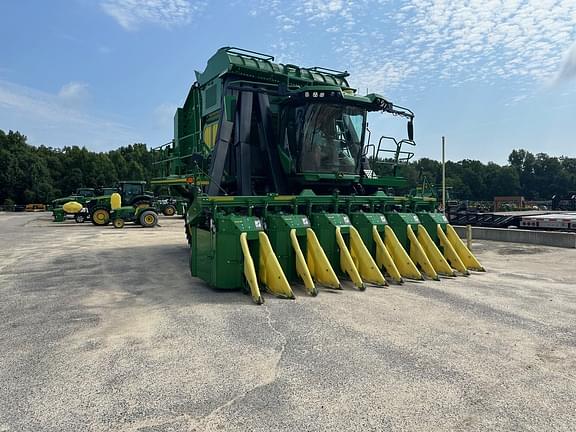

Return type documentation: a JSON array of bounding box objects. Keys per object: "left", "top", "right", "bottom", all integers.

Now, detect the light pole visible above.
[{"left": 442, "top": 136, "right": 446, "bottom": 215}]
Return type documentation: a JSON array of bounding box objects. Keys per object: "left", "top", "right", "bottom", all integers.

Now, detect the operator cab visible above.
[
  {"left": 121, "top": 182, "right": 146, "bottom": 202},
  {"left": 287, "top": 102, "right": 365, "bottom": 175},
  {"left": 281, "top": 90, "right": 366, "bottom": 179},
  {"left": 280, "top": 89, "right": 414, "bottom": 192},
  {"left": 76, "top": 188, "right": 96, "bottom": 198}
]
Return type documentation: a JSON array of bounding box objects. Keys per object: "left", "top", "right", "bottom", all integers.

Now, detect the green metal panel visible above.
[
  {"left": 416, "top": 212, "right": 449, "bottom": 245},
  {"left": 385, "top": 212, "right": 421, "bottom": 250},
  {"left": 361, "top": 176, "right": 409, "bottom": 189},
  {"left": 169, "top": 84, "right": 203, "bottom": 176},
  {"left": 174, "top": 108, "right": 184, "bottom": 152},
  {"left": 191, "top": 227, "right": 212, "bottom": 283},
  {"left": 266, "top": 213, "right": 311, "bottom": 282},
  {"left": 311, "top": 213, "right": 352, "bottom": 273},
  {"left": 113, "top": 206, "right": 136, "bottom": 219},
  {"left": 52, "top": 208, "right": 65, "bottom": 222},
  {"left": 199, "top": 214, "right": 264, "bottom": 290},
  {"left": 349, "top": 212, "right": 388, "bottom": 256},
  {"left": 185, "top": 192, "right": 414, "bottom": 228},
  {"left": 201, "top": 81, "right": 222, "bottom": 116},
  {"left": 213, "top": 222, "right": 244, "bottom": 290}
]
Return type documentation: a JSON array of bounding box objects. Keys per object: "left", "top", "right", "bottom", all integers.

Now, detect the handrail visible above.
[
  {"left": 223, "top": 47, "right": 275, "bottom": 61},
  {"left": 309, "top": 66, "right": 350, "bottom": 78}
]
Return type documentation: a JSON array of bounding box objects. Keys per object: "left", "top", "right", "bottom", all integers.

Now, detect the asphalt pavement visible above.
[{"left": 1, "top": 212, "right": 575, "bottom": 431}]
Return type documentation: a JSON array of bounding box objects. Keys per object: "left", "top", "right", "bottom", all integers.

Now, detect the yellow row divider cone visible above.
[
  {"left": 383, "top": 226, "right": 423, "bottom": 280},
  {"left": 306, "top": 228, "right": 341, "bottom": 289},
  {"left": 407, "top": 225, "right": 439, "bottom": 280},
  {"left": 259, "top": 232, "right": 295, "bottom": 299},
  {"left": 349, "top": 226, "right": 387, "bottom": 286},
  {"left": 289, "top": 229, "right": 318, "bottom": 296},
  {"left": 335, "top": 227, "right": 366, "bottom": 290},
  {"left": 416, "top": 224, "right": 456, "bottom": 277},
  {"left": 437, "top": 225, "right": 469, "bottom": 275},
  {"left": 446, "top": 224, "right": 486, "bottom": 271},
  {"left": 372, "top": 226, "right": 403, "bottom": 284},
  {"left": 240, "top": 232, "right": 263, "bottom": 304},
  {"left": 241, "top": 223, "right": 484, "bottom": 305}
]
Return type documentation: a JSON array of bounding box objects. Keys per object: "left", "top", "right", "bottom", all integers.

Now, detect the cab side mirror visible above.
[{"left": 407, "top": 120, "right": 414, "bottom": 141}]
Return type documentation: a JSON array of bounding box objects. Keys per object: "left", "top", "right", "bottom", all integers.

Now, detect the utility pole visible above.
[{"left": 442, "top": 136, "right": 446, "bottom": 215}]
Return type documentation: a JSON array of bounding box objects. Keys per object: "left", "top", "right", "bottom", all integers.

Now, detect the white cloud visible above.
[
  {"left": 299, "top": 0, "right": 345, "bottom": 20},
  {"left": 555, "top": 41, "right": 576, "bottom": 84},
  {"left": 58, "top": 81, "right": 90, "bottom": 102},
  {"left": 0, "top": 80, "right": 138, "bottom": 150},
  {"left": 154, "top": 102, "right": 177, "bottom": 127},
  {"left": 100, "top": 0, "right": 205, "bottom": 30},
  {"left": 249, "top": 0, "right": 576, "bottom": 97}
]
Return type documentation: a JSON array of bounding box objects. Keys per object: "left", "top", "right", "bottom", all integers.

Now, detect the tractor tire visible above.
[
  {"left": 91, "top": 208, "right": 110, "bottom": 226},
  {"left": 139, "top": 210, "right": 158, "bottom": 228},
  {"left": 113, "top": 218, "right": 125, "bottom": 229},
  {"left": 133, "top": 200, "right": 153, "bottom": 210},
  {"left": 74, "top": 213, "right": 86, "bottom": 223},
  {"left": 163, "top": 205, "right": 176, "bottom": 217}
]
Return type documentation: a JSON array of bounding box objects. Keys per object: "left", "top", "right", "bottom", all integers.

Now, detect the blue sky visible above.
[{"left": 1, "top": 0, "right": 575, "bottom": 163}]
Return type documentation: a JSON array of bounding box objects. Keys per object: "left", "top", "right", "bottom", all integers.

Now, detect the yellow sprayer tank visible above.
[
  {"left": 62, "top": 201, "right": 83, "bottom": 214},
  {"left": 110, "top": 193, "right": 122, "bottom": 210}
]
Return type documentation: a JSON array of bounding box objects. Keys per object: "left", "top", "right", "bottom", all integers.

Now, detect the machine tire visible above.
[
  {"left": 139, "top": 210, "right": 158, "bottom": 228},
  {"left": 74, "top": 214, "right": 86, "bottom": 223},
  {"left": 91, "top": 208, "right": 110, "bottom": 226},
  {"left": 133, "top": 199, "right": 153, "bottom": 210},
  {"left": 113, "top": 218, "right": 125, "bottom": 229},
  {"left": 163, "top": 205, "right": 176, "bottom": 216}
]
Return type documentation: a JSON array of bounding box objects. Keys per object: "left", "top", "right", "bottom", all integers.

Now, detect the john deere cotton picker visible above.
[{"left": 152, "top": 47, "right": 484, "bottom": 304}]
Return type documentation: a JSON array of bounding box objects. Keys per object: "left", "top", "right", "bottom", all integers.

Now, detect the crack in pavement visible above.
[{"left": 188, "top": 303, "right": 288, "bottom": 431}]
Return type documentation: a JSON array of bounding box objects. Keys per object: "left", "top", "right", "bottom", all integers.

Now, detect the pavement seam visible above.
[{"left": 187, "top": 304, "right": 287, "bottom": 431}]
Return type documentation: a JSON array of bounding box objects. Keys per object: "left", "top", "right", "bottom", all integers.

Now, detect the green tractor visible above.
[
  {"left": 155, "top": 195, "right": 187, "bottom": 216},
  {"left": 52, "top": 188, "right": 96, "bottom": 222},
  {"left": 152, "top": 47, "right": 484, "bottom": 304},
  {"left": 86, "top": 181, "right": 155, "bottom": 226},
  {"left": 109, "top": 193, "right": 158, "bottom": 229},
  {"left": 151, "top": 185, "right": 188, "bottom": 216},
  {"left": 52, "top": 188, "right": 96, "bottom": 208}
]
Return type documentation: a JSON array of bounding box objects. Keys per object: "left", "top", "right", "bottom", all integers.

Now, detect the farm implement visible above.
[{"left": 152, "top": 47, "right": 484, "bottom": 304}]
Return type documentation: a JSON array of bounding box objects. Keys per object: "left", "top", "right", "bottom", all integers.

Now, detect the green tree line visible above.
[
  {"left": 388, "top": 149, "right": 576, "bottom": 201},
  {"left": 1, "top": 129, "right": 575, "bottom": 204},
  {"left": 0, "top": 130, "right": 153, "bottom": 205}
]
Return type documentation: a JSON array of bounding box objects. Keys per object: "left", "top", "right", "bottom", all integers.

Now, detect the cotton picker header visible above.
[{"left": 152, "top": 47, "right": 484, "bottom": 304}]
